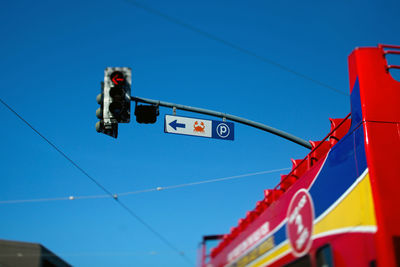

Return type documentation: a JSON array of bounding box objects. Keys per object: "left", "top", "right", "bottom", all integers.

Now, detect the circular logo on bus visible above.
[{"left": 286, "top": 189, "right": 314, "bottom": 257}]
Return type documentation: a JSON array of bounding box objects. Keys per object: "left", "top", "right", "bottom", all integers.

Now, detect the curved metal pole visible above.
[{"left": 131, "top": 96, "right": 312, "bottom": 149}]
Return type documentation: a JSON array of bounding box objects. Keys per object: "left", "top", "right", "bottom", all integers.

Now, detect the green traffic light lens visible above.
[
  {"left": 95, "top": 121, "right": 103, "bottom": 132},
  {"left": 109, "top": 102, "right": 123, "bottom": 115},
  {"left": 96, "top": 93, "right": 103, "bottom": 104},
  {"left": 96, "top": 108, "right": 103, "bottom": 119}
]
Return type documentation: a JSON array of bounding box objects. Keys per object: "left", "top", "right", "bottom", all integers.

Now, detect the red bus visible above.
[{"left": 199, "top": 44, "right": 400, "bottom": 267}]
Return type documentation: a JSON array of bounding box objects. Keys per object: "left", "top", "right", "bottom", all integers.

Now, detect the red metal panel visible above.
[
  {"left": 291, "top": 159, "right": 308, "bottom": 179},
  {"left": 349, "top": 47, "right": 400, "bottom": 123},
  {"left": 363, "top": 122, "right": 400, "bottom": 267},
  {"left": 348, "top": 50, "right": 358, "bottom": 93},
  {"left": 309, "top": 140, "right": 331, "bottom": 167},
  {"left": 329, "top": 118, "right": 351, "bottom": 147},
  {"left": 349, "top": 46, "right": 400, "bottom": 267},
  {"left": 280, "top": 174, "right": 297, "bottom": 191},
  {"left": 379, "top": 44, "right": 400, "bottom": 49}
]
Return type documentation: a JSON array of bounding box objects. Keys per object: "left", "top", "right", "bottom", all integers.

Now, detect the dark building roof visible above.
[{"left": 0, "top": 239, "right": 71, "bottom": 267}]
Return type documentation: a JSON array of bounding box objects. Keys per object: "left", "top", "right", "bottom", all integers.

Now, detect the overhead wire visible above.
[
  {"left": 0, "top": 168, "right": 290, "bottom": 204},
  {"left": 0, "top": 97, "right": 194, "bottom": 266},
  {"left": 124, "top": 0, "right": 348, "bottom": 96}
]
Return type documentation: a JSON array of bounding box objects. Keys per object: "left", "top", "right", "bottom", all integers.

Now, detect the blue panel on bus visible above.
[
  {"left": 309, "top": 78, "right": 368, "bottom": 219},
  {"left": 309, "top": 128, "right": 360, "bottom": 219},
  {"left": 274, "top": 224, "right": 287, "bottom": 245}
]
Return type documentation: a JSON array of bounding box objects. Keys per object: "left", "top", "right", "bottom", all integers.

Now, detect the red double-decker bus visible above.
[{"left": 199, "top": 44, "right": 400, "bottom": 267}]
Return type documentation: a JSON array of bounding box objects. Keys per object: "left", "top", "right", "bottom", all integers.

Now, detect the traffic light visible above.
[
  {"left": 106, "top": 67, "right": 131, "bottom": 123},
  {"left": 135, "top": 104, "right": 159, "bottom": 124},
  {"left": 96, "top": 67, "right": 132, "bottom": 138}
]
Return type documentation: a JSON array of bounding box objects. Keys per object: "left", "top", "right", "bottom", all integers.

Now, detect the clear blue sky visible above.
[{"left": 1, "top": 0, "right": 399, "bottom": 266}]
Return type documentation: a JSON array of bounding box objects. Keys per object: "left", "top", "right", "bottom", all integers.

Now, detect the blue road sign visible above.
[
  {"left": 165, "top": 115, "right": 234, "bottom": 141},
  {"left": 212, "top": 121, "right": 234, "bottom": 140}
]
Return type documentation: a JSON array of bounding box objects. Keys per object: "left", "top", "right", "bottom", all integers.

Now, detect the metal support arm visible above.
[{"left": 131, "top": 96, "right": 312, "bottom": 149}]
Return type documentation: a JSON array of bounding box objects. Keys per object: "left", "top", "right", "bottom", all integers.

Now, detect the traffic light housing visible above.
[
  {"left": 106, "top": 67, "right": 131, "bottom": 123},
  {"left": 96, "top": 67, "right": 132, "bottom": 138},
  {"left": 135, "top": 104, "right": 159, "bottom": 124}
]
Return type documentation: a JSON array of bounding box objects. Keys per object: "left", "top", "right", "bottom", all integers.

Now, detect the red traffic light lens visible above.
[{"left": 110, "top": 71, "right": 126, "bottom": 86}]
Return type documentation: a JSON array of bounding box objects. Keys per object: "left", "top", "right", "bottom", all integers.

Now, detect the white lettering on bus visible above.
[{"left": 227, "top": 222, "right": 270, "bottom": 262}]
